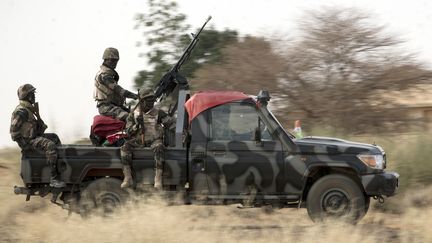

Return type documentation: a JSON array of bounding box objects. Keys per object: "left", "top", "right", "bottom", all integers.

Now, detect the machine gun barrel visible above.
[
  {"left": 153, "top": 16, "right": 212, "bottom": 100},
  {"left": 173, "top": 15, "right": 212, "bottom": 73}
]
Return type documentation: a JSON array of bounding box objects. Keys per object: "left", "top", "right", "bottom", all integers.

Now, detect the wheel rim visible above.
[
  {"left": 96, "top": 192, "right": 122, "bottom": 214},
  {"left": 321, "top": 189, "right": 351, "bottom": 216}
]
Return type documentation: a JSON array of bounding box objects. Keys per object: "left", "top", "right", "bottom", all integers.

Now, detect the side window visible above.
[{"left": 211, "top": 103, "right": 272, "bottom": 141}]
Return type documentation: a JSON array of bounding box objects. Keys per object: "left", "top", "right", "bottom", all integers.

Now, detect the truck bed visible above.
[{"left": 21, "top": 144, "right": 187, "bottom": 186}]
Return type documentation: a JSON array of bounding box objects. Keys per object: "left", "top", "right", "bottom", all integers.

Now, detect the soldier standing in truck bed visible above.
[
  {"left": 10, "top": 84, "right": 65, "bottom": 188},
  {"left": 120, "top": 89, "right": 174, "bottom": 189},
  {"left": 94, "top": 47, "right": 139, "bottom": 121}
]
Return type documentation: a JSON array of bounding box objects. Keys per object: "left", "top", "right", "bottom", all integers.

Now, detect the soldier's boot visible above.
[
  {"left": 154, "top": 169, "right": 163, "bottom": 190},
  {"left": 48, "top": 153, "right": 65, "bottom": 188},
  {"left": 121, "top": 165, "right": 133, "bottom": 188}
]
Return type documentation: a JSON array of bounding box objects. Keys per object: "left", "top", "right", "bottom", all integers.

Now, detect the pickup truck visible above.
[
  {"left": 14, "top": 89, "right": 399, "bottom": 222},
  {"left": 14, "top": 17, "right": 399, "bottom": 222}
]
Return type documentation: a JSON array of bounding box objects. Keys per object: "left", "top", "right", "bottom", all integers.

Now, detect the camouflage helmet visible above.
[
  {"left": 139, "top": 89, "right": 155, "bottom": 100},
  {"left": 17, "top": 84, "right": 36, "bottom": 100},
  {"left": 102, "top": 47, "right": 120, "bottom": 60}
]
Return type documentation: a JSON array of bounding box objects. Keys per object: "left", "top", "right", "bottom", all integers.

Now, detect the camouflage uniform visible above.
[
  {"left": 94, "top": 47, "right": 138, "bottom": 121},
  {"left": 120, "top": 90, "right": 174, "bottom": 189},
  {"left": 10, "top": 84, "right": 65, "bottom": 188}
]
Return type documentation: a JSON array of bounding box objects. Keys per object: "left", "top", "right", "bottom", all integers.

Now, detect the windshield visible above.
[{"left": 265, "top": 107, "right": 296, "bottom": 139}]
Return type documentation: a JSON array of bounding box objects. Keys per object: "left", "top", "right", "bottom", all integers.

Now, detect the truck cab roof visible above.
[{"left": 184, "top": 90, "right": 253, "bottom": 122}]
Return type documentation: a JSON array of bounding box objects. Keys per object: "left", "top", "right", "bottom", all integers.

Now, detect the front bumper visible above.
[{"left": 361, "top": 171, "right": 399, "bottom": 196}]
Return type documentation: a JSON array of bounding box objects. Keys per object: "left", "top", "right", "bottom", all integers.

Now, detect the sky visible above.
[{"left": 1, "top": 0, "right": 432, "bottom": 147}]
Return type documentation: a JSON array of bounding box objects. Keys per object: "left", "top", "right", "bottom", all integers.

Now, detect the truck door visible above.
[
  {"left": 188, "top": 113, "right": 211, "bottom": 195},
  {"left": 205, "top": 102, "right": 285, "bottom": 196}
]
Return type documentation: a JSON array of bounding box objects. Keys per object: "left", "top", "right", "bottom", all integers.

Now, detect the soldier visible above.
[
  {"left": 94, "top": 47, "right": 139, "bottom": 121},
  {"left": 120, "top": 89, "right": 174, "bottom": 189},
  {"left": 10, "top": 84, "right": 65, "bottom": 188}
]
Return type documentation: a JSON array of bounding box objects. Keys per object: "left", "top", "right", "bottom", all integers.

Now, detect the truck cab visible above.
[
  {"left": 185, "top": 91, "right": 398, "bottom": 209},
  {"left": 186, "top": 90, "right": 300, "bottom": 199}
]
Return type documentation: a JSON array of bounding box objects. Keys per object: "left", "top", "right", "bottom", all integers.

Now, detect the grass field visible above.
[{"left": 0, "top": 133, "right": 431, "bottom": 243}]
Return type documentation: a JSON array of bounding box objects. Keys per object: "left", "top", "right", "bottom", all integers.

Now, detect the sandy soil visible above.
[{"left": 1, "top": 148, "right": 431, "bottom": 243}]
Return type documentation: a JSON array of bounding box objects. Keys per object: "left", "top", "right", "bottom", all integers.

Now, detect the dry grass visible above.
[{"left": 1, "top": 142, "right": 431, "bottom": 243}]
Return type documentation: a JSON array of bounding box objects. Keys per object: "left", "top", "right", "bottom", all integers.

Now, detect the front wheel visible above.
[{"left": 306, "top": 174, "right": 366, "bottom": 223}]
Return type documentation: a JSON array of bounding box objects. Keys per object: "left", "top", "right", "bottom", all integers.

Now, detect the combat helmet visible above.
[
  {"left": 102, "top": 47, "right": 120, "bottom": 60},
  {"left": 139, "top": 89, "right": 155, "bottom": 100},
  {"left": 17, "top": 84, "right": 36, "bottom": 100}
]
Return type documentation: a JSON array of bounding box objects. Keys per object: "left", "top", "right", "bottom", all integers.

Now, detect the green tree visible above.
[
  {"left": 134, "top": 0, "right": 189, "bottom": 89},
  {"left": 134, "top": 0, "right": 238, "bottom": 90},
  {"left": 179, "top": 28, "right": 238, "bottom": 83}
]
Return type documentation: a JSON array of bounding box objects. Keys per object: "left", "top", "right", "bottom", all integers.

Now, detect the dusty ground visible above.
[{"left": 1, "top": 148, "right": 431, "bottom": 243}]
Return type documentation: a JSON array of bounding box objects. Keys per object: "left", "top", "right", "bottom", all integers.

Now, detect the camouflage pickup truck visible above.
[
  {"left": 14, "top": 17, "right": 398, "bottom": 222},
  {"left": 14, "top": 89, "right": 399, "bottom": 222}
]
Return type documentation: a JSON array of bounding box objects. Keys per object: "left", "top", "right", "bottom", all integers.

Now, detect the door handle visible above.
[{"left": 212, "top": 151, "right": 226, "bottom": 156}]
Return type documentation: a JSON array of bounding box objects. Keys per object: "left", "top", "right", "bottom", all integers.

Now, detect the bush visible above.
[{"left": 386, "top": 134, "right": 432, "bottom": 190}]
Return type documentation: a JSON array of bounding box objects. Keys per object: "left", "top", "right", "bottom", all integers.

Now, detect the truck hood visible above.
[{"left": 293, "top": 136, "right": 384, "bottom": 155}]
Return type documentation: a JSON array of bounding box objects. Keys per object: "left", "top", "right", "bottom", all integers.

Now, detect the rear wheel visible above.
[
  {"left": 306, "top": 174, "right": 366, "bottom": 223},
  {"left": 79, "top": 177, "right": 129, "bottom": 216}
]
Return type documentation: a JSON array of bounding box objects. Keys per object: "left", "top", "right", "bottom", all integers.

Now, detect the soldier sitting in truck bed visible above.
[
  {"left": 10, "top": 84, "right": 65, "bottom": 188},
  {"left": 120, "top": 89, "right": 175, "bottom": 189},
  {"left": 93, "top": 47, "right": 139, "bottom": 121}
]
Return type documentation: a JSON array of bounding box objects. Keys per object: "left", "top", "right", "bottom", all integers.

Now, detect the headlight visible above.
[{"left": 357, "top": 154, "right": 384, "bottom": 169}]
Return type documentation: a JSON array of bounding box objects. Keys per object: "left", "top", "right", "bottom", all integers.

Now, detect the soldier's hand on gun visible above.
[{"left": 163, "top": 116, "right": 176, "bottom": 128}]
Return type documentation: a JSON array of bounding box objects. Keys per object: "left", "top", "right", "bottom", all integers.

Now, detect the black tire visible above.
[
  {"left": 306, "top": 174, "right": 366, "bottom": 223},
  {"left": 364, "top": 196, "right": 371, "bottom": 215},
  {"left": 79, "top": 177, "right": 129, "bottom": 216}
]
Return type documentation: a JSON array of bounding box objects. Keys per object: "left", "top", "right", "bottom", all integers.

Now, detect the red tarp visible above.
[
  {"left": 91, "top": 115, "right": 125, "bottom": 139},
  {"left": 184, "top": 90, "right": 252, "bottom": 123}
]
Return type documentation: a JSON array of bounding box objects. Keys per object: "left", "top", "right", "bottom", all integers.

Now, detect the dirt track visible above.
[{"left": 0, "top": 149, "right": 431, "bottom": 243}]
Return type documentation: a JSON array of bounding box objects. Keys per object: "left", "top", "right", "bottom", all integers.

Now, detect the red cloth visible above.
[
  {"left": 106, "top": 132, "right": 127, "bottom": 144},
  {"left": 91, "top": 115, "right": 125, "bottom": 139},
  {"left": 184, "top": 90, "right": 252, "bottom": 123}
]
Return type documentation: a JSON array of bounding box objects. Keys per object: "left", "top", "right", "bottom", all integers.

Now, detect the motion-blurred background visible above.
[
  {"left": 1, "top": 0, "right": 431, "bottom": 145},
  {"left": 1, "top": 1, "right": 432, "bottom": 242}
]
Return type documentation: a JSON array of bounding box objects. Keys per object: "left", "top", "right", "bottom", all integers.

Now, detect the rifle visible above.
[
  {"left": 168, "top": 101, "right": 178, "bottom": 117},
  {"left": 33, "top": 102, "right": 47, "bottom": 135},
  {"left": 153, "top": 16, "right": 212, "bottom": 101},
  {"left": 136, "top": 89, "right": 145, "bottom": 144}
]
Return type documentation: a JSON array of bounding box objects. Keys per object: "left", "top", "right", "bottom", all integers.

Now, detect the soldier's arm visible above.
[
  {"left": 100, "top": 73, "right": 138, "bottom": 100},
  {"left": 125, "top": 112, "right": 140, "bottom": 137},
  {"left": 10, "top": 109, "right": 29, "bottom": 147}
]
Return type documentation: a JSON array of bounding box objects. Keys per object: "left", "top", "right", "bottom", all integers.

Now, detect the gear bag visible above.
[{"left": 90, "top": 115, "right": 125, "bottom": 145}]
